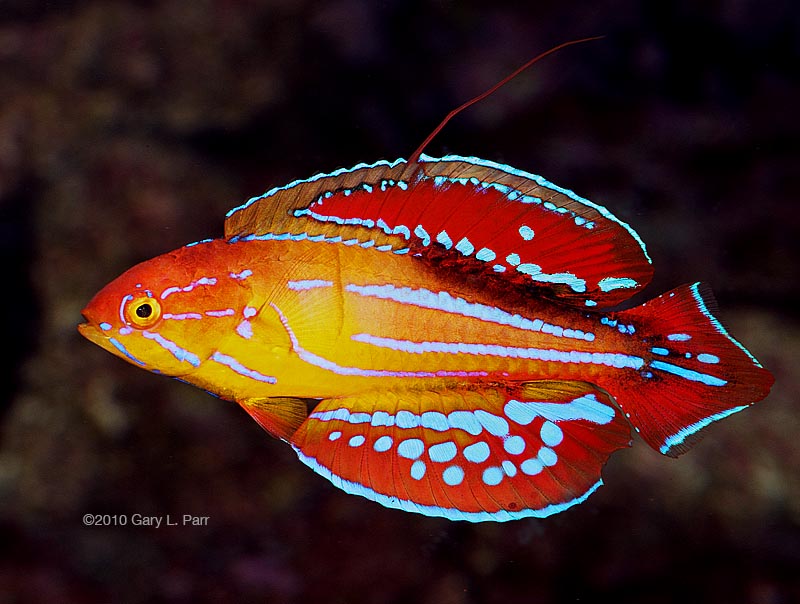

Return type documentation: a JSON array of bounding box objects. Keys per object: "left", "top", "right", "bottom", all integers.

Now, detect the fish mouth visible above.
[
  {"left": 78, "top": 315, "right": 148, "bottom": 367},
  {"left": 78, "top": 314, "right": 108, "bottom": 346}
]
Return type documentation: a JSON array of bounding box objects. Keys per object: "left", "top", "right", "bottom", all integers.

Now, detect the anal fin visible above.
[{"left": 290, "top": 381, "right": 631, "bottom": 521}]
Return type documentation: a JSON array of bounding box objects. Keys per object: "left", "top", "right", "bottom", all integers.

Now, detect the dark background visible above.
[{"left": 1, "top": 1, "right": 797, "bottom": 603}]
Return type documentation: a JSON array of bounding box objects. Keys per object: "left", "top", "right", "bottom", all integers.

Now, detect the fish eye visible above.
[
  {"left": 124, "top": 295, "right": 162, "bottom": 328},
  {"left": 136, "top": 304, "right": 152, "bottom": 318}
]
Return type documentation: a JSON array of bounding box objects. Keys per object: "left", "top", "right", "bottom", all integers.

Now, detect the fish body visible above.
[
  {"left": 85, "top": 237, "right": 642, "bottom": 397},
  {"left": 79, "top": 155, "right": 773, "bottom": 521}
]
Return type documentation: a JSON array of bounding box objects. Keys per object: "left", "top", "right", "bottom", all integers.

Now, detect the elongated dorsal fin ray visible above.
[
  {"left": 224, "top": 155, "right": 653, "bottom": 308},
  {"left": 407, "top": 36, "right": 605, "bottom": 165},
  {"left": 290, "top": 381, "right": 631, "bottom": 521}
]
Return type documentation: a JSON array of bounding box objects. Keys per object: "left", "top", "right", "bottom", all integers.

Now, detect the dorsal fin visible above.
[
  {"left": 224, "top": 159, "right": 414, "bottom": 253},
  {"left": 224, "top": 155, "right": 652, "bottom": 308}
]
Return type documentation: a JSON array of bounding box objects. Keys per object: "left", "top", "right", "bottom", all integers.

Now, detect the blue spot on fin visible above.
[{"left": 289, "top": 381, "right": 631, "bottom": 522}]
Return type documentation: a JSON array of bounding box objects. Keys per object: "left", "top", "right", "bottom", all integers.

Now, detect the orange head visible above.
[{"left": 79, "top": 240, "right": 250, "bottom": 377}]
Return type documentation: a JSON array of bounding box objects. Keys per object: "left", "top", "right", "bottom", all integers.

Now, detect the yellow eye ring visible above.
[{"left": 124, "top": 295, "right": 162, "bottom": 328}]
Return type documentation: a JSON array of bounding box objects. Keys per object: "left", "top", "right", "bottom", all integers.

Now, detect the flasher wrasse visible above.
[
  {"left": 79, "top": 152, "right": 773, "bottom": 521},
  {"left": 78, "top": 37, "right": 773, "bottom": 520}
]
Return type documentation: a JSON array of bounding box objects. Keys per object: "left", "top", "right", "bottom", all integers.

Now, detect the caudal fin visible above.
[{"left": 612, "top": 282, "right": 773, "bottom": 457}]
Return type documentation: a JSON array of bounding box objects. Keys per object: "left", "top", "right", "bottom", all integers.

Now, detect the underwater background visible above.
[{"left": 1, "top": 1, "right": 797, "bottom": 602}]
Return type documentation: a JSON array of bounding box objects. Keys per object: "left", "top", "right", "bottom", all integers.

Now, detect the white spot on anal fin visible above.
[
  {"left": 504, "top": 394, "right": 615, "bottom": 426},
  {"left": 482, "top": 466, "right": 504, "bottom": 486},
  {"left": 373, "top": 435, "right": 393, "bottom": 452},
  {"left": 429, "top": 441, "right": 458, "bottom": 463},
  {"left": 540, "top": 421, "right": 564, "bottom": 447},
  {"left": 398, "top": 438, "right": 425, "bottom": 459},
  {"left": 537, "top": 447, "right": 558, "bottom": 467},
  {"left": 410, "top": 460, "right": 426, "bottom": 480},
  {"left": 463, "top": 441, "right": 490, "bottom": 463},
  {"left": 348, "top": 435, "right": 365, "bottom": 447},
  {"left": 503, "top": 435, "right": 526, "bottom": 455},
  {"left": 520, "top": 458, "right": 543, "bottom": 475},
  {"left": 442, "top": 465, "right": 464, "bottom": 486}
]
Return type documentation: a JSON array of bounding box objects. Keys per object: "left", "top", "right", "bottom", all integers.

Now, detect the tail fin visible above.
[{"left": 612, "top": 282, "right": 773, "bottom": 457}]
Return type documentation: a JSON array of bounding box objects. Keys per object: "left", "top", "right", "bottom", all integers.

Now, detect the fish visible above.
[{"left": 78, "top": 44, "right": 773, "bottom": 522}]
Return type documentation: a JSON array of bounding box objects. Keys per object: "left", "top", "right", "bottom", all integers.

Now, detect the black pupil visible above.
[{"left": 135, "top": 303, "right": 153, "bottom": 318}]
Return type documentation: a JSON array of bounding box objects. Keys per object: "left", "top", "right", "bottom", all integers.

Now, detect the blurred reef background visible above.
[{"left": 1, "top": 1, "right": 798, "bottom": 603}]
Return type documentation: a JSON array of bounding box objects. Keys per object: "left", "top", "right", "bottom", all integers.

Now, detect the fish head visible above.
[{"left": 79, "top": 241, "right": 249, "bottom": 377}]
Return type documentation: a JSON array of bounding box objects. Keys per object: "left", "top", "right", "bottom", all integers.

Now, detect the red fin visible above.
[
  {"left": 610, "top": 283, "right": 774, "bottom": 456},
  {"left": 408, "top": 156, "right": 653, "bottom": 307},
  {"left": 289, "top": 382, "right": 631, "bottom": 521},
  {"left": 239, "top": 397, "right": 309, "bottom": 442},
  {"left": 224, "top": 156, "right": 653, "bottom": 308}
]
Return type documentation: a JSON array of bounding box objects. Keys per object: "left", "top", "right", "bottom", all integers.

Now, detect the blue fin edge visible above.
[{"left": 294, "top": 446, "right": 602, "bottom": 522}]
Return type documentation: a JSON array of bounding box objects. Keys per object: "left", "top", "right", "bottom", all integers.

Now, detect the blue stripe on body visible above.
[
  {"left": 351, "top": 333, "right": 644, "bottom": 370},
  {"left": 142, "top": 332, "right": 201, "bottom": 367},
  {"left": 344, "top": 284, "right": 595, "bottom": 343},
  {"left": 160, "top": 277, "right": 218, "bottom": 300},
  {"left": 269, "top": 303, "right": 487, "bottom": 379},
  {"left": 205, "top": 308, "right": 236, "bottom": 317},
  {"left": 109, "top": 337, "right": 146, "bottom": 365},
  {"left": 287, "top": 279, "right": 334, "bottom": 291},
  {"left": 230, "top": 269, "right": 253, "bottom": 280},
  {"left": 163, "top": 312, "right": 203, "bottom": 320},
  {"left": 211, "top": 351, "right": 277, "bottom": 384}
]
